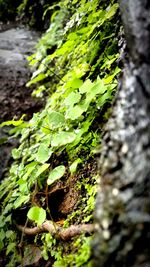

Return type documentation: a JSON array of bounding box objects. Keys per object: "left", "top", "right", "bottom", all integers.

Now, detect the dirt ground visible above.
[{"left": 0, "top": 24, "right": 44, "bottom": 178}]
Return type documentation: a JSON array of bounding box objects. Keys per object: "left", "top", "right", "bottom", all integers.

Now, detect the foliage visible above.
[
  {"left": 0, "top": 0, "right": 21, "bottom": 21},
  {"left": 17, "top": 0, "right": 56, "bottom": 29},
  {"left": 53, "top": 236, "right": 93, "bottom": 267},
  {"left": 0, "top": 0, "right": 55, "bottom": 29},
  {"left": 27, "top": 206, "right": 46, "bottom": 225},
  {"left": 0, "top": 0, "right": 120, "bottom": 265}
]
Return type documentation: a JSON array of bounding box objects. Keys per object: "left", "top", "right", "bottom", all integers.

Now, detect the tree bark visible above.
[{"left": 93, "top": 1, "right": 150, "bottom": 266}]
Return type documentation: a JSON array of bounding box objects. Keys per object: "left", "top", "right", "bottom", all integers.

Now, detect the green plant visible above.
[
  {"left": 0, "top": 0, "right": 21, "bottom": 20},
  {"left": 0, "top": 0, "right": 121, "bottom": 265}
]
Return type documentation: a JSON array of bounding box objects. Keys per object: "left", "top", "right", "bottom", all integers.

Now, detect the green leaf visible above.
[
  {"left": 65, "top": 105, "right": 85, "bottom": 120},
  {"left": 51, "top": 131, "right": 76, "bottom": 147},
  {"left": 105, "top": 4, "right": 119, "bottom": 20},
  {"left": 22, "top": 162, "right": 38, "bottom": 181},
  {"left": 35, "top": 164, "right": 50, "bottom": 179},
  {"left": 0, "top": 119, "right": 24, "bottom": 127},
  {"left": 26, "top": 73, "right": 46, "bottom": 87},
  {"left": 47, "top": 111, "right": 65, "bottom": 129},
  {"left": 79, "top": 79, "right": 93, "bottom": 94},
  {"left": 6, "top": 243, "right": 16, "bottom": 255},
  {"left": 27, "top": 206, "right": 46, "bottom": 226},
  {"left": 86, "top": 77, "right": 105, "bottom": 100},
  {"left": 104, "top": 66, "right": 120, "bottom": 83},
  {"left": 6, "top": 230, "right": 14, "bottom": 239},
  {"left": 68, "top": 78, "right": 83, "bottom": 89},
  {"left": 13, "top": 195, "right": 30, "bottom": 209},
  {"left": 17, "top": 179, "right": 28, "bottom": 193},
  {"left": 0, "top": 229, "right": 5, "bottom": 241},
  {"left": 64, "top": 91, "right": 81, "bottom": 107},
  {"left": 101, "top": 55, "right": 118, "bottom": 70},
  {"left": 32, "top": 85, "right": 46, "bottom": 97},
  {"left": 0, "top": 230, "right": 5, "bottom": 250},
  {"left": 69, "top": 158, "right": 82, "bottom": 174},
  {"left": 47, "top": 165, "right": 65, "bottom": 185},
  {"left": 12, "top": 148, "right": 22, "bottom": 159},
  {"left": 0, "top": 216, "right": 5, "bottom": 227},
  {"left": 96, "top": 90, "right": 112, "bottom": 107},
  {"left": 36, "top": 144, "right": 52, "bottom": 163}
]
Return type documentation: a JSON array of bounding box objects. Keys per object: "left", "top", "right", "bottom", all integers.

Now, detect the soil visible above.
[{"left": 0, "top": 24, "right": 44, "bottom": 179}]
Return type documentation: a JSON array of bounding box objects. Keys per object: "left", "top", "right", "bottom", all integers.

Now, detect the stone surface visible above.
[
  {"left": 0, "top": 26, "right": 43, "bottom": 179},
  {"left": 93, "top": 1, "right": 150, "bottom": 266}
]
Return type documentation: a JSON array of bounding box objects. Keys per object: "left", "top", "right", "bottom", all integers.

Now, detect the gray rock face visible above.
[
  {"left": 0, "top": 27, "right": 39, "bottom": 89},
  {"left": 93, "top": 65, "right": 150, "bottom": 267},
  {"left": 0, "top": 26, "right": 41, "bottom": 179},
  {"left": 118, "top": 0, "right": 150, "bottom": 65},
  {"left": 93, "top": 1, "right": 150, "bottom": 266}
]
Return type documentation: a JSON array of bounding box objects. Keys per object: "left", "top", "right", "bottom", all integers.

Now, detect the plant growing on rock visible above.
[{"left": 0, "top": 0, "right": 121, "bottom": 266}]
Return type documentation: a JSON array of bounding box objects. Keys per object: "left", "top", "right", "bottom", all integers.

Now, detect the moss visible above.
[{"left": 42, "top": 234, "right": 93, "bottom": 267}]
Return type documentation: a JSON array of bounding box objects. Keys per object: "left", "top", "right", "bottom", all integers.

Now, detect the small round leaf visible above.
[
  {"left": 27, "top": 206, "right": 46, "bottom": 226},
  {"left": 47, "top": 165, "right": 65, "bottom": 185}
]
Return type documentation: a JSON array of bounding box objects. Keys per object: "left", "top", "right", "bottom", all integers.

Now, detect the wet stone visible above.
[{"left": 0, "top": 25, "right": 43, "bottom": 179}]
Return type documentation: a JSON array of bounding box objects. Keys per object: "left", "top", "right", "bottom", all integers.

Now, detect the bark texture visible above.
[{"left": 93, "top": 1, "right": 150, "bottom": 266}]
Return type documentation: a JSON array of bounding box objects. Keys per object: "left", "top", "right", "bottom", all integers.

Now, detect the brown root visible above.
[{"left": 16, "top": 221, "right": 95, "bottom": 240}]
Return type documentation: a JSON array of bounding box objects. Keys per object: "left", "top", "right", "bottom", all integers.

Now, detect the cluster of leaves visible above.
[
  {"left": 42, "top": 234, "right": 93, "bottom": 267},
  {"left": 17, "top": 0, "right": 58, "bottom": 29},
  {"left": 0, "top": 0, "right": 21, "bottom": 21},
  {"left": 0, "top": 0, "right": 120, "bottom": 266},
  {"left": 0, "top": 0, "right": 55, "bottom": 29}
]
